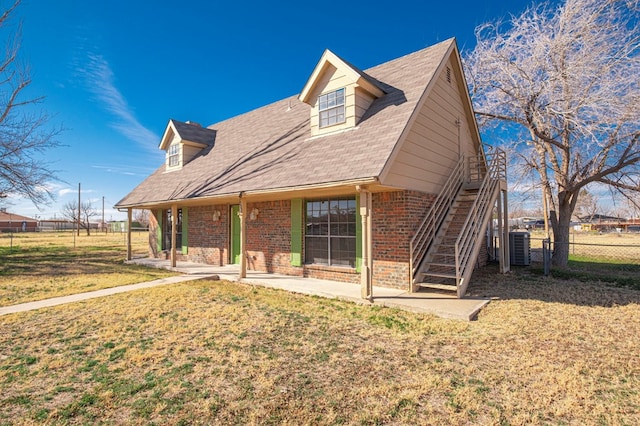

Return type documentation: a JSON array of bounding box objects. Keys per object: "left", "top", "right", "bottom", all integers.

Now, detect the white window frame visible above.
[
  {"left": 318, "top": 88, "right": 346, "bottom": 128},
  {"left": 168, "top": 144, "right": 180, "bottom": 167}
]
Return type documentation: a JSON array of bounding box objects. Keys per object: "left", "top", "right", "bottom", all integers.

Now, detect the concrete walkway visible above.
[
  {"left": 128, "top": 259, "right": 490, "bottom": 320},
  {"left": 0, "top": 274, "right": 215, "bottom": 316},
  {"left": 0, "top": 259, "right": 489, "bottom": 320}
]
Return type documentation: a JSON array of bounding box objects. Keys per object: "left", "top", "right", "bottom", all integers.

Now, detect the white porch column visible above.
[
  {"left": 126, "top": 208, "right": 132, "bottom": 261},
  {"left": 239, "top": 196, "right": 247, "bottom": 279},
  {"left": 359, "top": 189, "right": 373, "bottom": 301},
  {"left": 171, "top": 204, "right": 177, "bottom": 268},
  {"left": 501, "top": 189, "right": 510, "bottom": 273}
]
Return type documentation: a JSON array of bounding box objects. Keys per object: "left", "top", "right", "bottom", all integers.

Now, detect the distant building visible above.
[
  {"left": 108, "top": 221, "right": 146, "bottom": 233},
  {"left": 577, "top": 214, "right": 638, "bottom": 232},
  {"left": 0, "top": 210, "right": 38, "bottom": 232}
]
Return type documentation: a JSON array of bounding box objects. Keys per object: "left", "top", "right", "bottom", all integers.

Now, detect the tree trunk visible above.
[{"left": 552, "top": 200, "right": 574, "bottom": 267}]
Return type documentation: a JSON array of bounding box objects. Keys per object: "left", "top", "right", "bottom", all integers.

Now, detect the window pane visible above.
[
  {"left": 305, "top": 237, "right": 328, "bottom": 264},
  {"left": 331, "top": 237, "right": 355, "bottom": 267},
  {"left": 305, "top": 198, "right": 356, "bottom": 266},
  {"left": 318, "top": 89, "right": 346, "bottom": 128}
]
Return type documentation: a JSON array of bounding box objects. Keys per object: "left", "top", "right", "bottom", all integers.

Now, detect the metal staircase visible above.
[{"left": 410, "top": 147, "right": 507, "bottom": 298}]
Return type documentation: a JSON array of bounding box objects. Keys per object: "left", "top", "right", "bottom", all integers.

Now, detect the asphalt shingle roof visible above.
[
  {"left": 170, "top": 120, "right": 216, "bottom": 146},
  {"left": 116, "top": 39, "right": 454, "bottom": 207}
]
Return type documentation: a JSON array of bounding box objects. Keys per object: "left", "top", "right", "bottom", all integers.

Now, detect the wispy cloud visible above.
[
  {"left": 75, "top": 45, "right": 159, "bottom": 154},
  {"left": 91, "top": 164, "right": 157, "bottom": 177},
  {"left": 58, "top": 187, "right": 95, "bottom": 197}
]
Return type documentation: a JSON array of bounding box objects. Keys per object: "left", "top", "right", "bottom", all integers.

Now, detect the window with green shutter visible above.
[
  {"left": 181, "top": 208, "right": 188, "bottom": 255},
  {"left": 291, "top": 199, "right": 303, "bottom": 266},
  {"left": 305, "top": 198, "right": 356, "bottom": 267}
]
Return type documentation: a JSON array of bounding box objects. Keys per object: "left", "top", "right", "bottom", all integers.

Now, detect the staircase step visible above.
[
  {"left": 432, "top": 252, "right": 456, "bottom": 258},
  {"left": 420, "top": 271, "right": 458, "bottom": 279},
  {"left": 417, "top": 282, "right": 458, "bottom": 292},
  {"left": 425, "top": 262, "right": 456, "bottom": 268}
]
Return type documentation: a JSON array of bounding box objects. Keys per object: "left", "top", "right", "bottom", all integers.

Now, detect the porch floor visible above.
[{"left": 129, "top": 258, "right": 489, "bottom": 321}]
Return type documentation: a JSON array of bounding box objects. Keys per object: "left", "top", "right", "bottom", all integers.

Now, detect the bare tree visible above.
[
  {"left": 574, "top": 189, "right": 599, "bottom": 222},
  {"left": 465, "top": 0, "right": 640, "bottom": 266},
  {"left": 61, "top": 200, "right": 97, "bottom": 235},
  {"left": 133, "top": 209, "right": 149, "bottom": 227},
  {"left": 0, "top": 0, "right": 61, "bottom": 205}
]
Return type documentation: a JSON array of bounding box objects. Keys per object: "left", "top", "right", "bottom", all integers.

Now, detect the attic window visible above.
[
  {"left": 319, "top": 88, "right": 345, "bottom": 128},
  {"left": 168, "top": 144, "right": 179, "bottom": 167}
]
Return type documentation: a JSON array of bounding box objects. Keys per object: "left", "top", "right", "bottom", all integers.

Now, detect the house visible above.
[
  {"left": 116, "top": 38, "right": 509, "bottom": 298},
  {"left": 0, "top": 210, "right": 38, "bottom": 232}
]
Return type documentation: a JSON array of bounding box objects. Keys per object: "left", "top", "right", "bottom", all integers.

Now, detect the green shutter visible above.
[
  {"left": 291, "top": 198, "right": 303, "bottom": 266},
  {"left": 231, "top": 205, "right": 241, "bottom": 264},
  {"left": 181, "top": 207, "right": 188, "bottom": 255},
  {"left": 355, "top": 194, "right": 362, "bottom": 272},
  {"left": 156, "top": 209, "right": 163, "bottom": 252}
]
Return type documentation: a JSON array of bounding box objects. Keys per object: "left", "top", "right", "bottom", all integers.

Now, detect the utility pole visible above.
[
  {"left": 102, "top": 196, "right": 105, "bottom": 233},
  {"left": 77, "top": 182, "right": 81, "bottom": 236}
]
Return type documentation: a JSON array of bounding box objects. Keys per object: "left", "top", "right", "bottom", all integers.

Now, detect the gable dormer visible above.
[
  {"left": 159, "top": 119, "right": 216, "bottom": 171},
  {"left": 299, "top": 50, "right": 386, "bottom": 137}
]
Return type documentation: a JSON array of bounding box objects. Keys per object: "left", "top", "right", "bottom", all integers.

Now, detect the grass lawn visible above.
[
  {"left": 0, "top": 259, "right": 639, "bottom": 424},
  {"left": 0, "top": 232, "right": 177, "bottom": 306}
]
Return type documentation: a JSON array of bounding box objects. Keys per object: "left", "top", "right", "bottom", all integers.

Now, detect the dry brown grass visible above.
[
  {"left": 1, "top": 264, "right": 638, "bottom": 425},
  {"left": 0, "top": 232, "right": 177, "bottom": 306}
]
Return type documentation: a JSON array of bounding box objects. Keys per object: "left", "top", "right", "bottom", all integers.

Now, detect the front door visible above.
[{"left": 230, "top": 205, "right": 241, "bottom": 264}]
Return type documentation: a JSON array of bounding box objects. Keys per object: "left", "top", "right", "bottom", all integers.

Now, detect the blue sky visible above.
[{"left": 10, "top": 0, "right": 534, "bottom": 220}]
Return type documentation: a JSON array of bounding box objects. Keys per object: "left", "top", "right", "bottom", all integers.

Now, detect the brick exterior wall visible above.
[
  {"left": 146, "top": 189, "right": 435, "bottom": 290},
  {"left": 371, "top": 190, "right": 435, "bottom": 289},
  {"left": 148, "top": 205, "right": 229, "bottom": 265},
  {"left": 245, "top": 200, "right": 303, "bottom": 276},
  {"left": 149, "top": 210, "right": 160, "bottom": 258},
  {"left": 185, "top": 205, "right": 229, "bottom": 266}
]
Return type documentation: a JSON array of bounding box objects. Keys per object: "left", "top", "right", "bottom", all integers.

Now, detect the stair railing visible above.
[
  {"left": 454, "top": 147, "right": 506, "bottom": 292},
  {"left": 410, "top": 155, "right": 465, "bottom": 280}
]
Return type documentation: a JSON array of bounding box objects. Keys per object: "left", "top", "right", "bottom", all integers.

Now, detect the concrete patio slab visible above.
[{"left": 129, "top": 258, "right": 490, "bottom": 320}]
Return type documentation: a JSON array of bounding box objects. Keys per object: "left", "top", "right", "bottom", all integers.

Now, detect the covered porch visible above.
[{"left": 128, "top": 258, "right": 490, "bottom": 321}]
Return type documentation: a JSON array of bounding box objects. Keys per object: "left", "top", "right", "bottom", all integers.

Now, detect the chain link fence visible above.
[
  {"left": 525, "top": 232, "right": 640, "bottom": 287},
  {"left": 530, "top": 233, "right": 640, "bottom": 265}
]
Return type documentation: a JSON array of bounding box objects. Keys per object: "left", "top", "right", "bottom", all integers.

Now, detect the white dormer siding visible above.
[
  {"left": 159, "top": 120, "right": 215, "bottom": 172},
  {"left": 299, "top": 49, "right": 385, "bottom": 137}
]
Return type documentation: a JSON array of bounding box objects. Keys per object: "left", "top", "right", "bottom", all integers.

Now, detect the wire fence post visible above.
[{"left": 542, "top": 238, "right": 551, "bottom": 276}]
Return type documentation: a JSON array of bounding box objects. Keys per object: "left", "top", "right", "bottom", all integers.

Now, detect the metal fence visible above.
[{"left": 530, "top": 236, "right": 640, "bottom": 266}]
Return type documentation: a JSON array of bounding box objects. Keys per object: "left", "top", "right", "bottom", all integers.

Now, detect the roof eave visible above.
[{"left": 114, "top": 177, "right": 380, "bottom": 210}]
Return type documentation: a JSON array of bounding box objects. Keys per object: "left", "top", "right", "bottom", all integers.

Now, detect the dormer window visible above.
[
  {"left": 168, "top": 144, "right": 180, "bottom": 167},
  {"left": 299, "top": 50, "right": 386, "bottom": 137},
  {"left": 319, "top": 88, "right": 345, "bottom": 128}
]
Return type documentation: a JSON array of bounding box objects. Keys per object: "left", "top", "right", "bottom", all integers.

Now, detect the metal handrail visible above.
[
  {"left": 454, "top": 147, "right": 506, "bottom": 291},
  {"left": 410, "top": 155, "right": 465, "bottom": 278}
]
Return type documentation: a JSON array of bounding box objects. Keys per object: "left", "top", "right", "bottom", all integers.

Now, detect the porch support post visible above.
[
  {"left": 501, "top": 189, "right": 510, "bottom": 273},
  {"left": 358, "top": 187, "right": 373, "bottom": 301},
  {"left": 238, "top": 195, "right": 247, "bottom": 279},
  {"left": 126, "top": 208, "right": 132, "bottom": 261},
  {"left": 171, "top": 204, "right": 177, "bottom": 268}
]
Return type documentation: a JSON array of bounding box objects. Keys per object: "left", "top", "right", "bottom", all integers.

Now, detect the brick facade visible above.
[
  {"left": 148, "top": 189, "right": 435, "bottom": 290},
  {"left": 149, "top": 205, "right": 229, "bottom": 265},
  {"left": 245, "top": 200, "right": 303, "bottom": 276},
  {"left": 184, "top": 205, "right": 229, "bottom": 266},
  {"left": 371, "top": 190, "right": 435, "bottom": 289}
]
